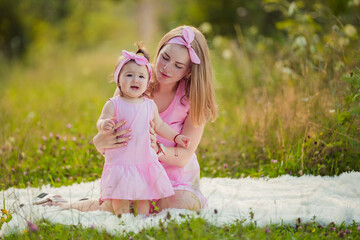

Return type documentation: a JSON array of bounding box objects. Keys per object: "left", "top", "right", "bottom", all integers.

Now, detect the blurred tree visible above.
[
  {"left": 20, "top": 0, "right": 71, "bottom": 23},
  {"left": 169, "top": 0, "right": 282, "bottom": 37},
  {"left": 167, "top": 0, "right": 359, "bottom": 39},
  {"left": 0, "top": 0, "right": 71, "bottom": 59},
  {"left": 0, "top": 0, "right": 26, "bottom": 59}
]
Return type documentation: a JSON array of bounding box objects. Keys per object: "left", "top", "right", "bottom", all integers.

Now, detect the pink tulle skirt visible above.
[{"left": 100, "top": 161, "right": 174, "bottom": 201}]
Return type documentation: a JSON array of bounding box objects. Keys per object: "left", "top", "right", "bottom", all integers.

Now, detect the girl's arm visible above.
[
  {"left": 153, "top": 104, "right": 190, "bottom": 147},
  {"left": 96, "top": 101, "right": 115, "bottom": 132},
  {"left": 93, "top": 89, "right": 131, "bottom": 154},
  {"left": 159, "top": 111, "right": 205, "bottom": 168}
]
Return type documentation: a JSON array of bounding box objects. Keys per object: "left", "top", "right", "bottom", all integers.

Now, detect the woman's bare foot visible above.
[{"left": 33, "top": 193, "right": 68, "bottom": 206}]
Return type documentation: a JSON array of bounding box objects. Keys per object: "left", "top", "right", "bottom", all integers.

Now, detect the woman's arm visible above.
[{"left": 158, "top": 112, "right": 205, "bottom": 167}]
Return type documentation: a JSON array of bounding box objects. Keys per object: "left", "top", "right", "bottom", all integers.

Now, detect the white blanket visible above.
[{"left": 1, "top": 172, "right": 359, "bottom": 236}]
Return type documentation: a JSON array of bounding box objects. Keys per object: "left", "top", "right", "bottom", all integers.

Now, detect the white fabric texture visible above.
[{"left": 1, "top": 172, "right": 359, "bottom": 236}]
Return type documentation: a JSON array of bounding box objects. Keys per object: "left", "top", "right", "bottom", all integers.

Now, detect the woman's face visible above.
[{"left": 155, "top": 44, "right": 191, "bottom": 86}]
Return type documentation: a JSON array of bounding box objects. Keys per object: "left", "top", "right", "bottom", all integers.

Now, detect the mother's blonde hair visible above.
[{"left": 148, "top": 26, "right": 217, "bottom": 126}]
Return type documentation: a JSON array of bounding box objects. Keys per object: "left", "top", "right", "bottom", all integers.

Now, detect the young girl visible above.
[{"left": 97, "top": 47, "right": 190, "bottom": 216}]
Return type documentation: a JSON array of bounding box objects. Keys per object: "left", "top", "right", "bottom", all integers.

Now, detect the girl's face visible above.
[
  {"left": 118, "top": 61, "right": 149, "bottom": 98},
  {"left": 155, "top": 44, "right": 191, "bottom": 86}
]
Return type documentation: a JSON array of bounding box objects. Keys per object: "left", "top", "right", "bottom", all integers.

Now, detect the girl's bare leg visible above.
[
  {"left": 157, "top": 190, "right": 201, "bottom": 212},
  {"left": 112, "top": 199, "right": 130, "bottom": 215},
  {"left": 134, "top": 200, "right": 150, "bottom": 216}
]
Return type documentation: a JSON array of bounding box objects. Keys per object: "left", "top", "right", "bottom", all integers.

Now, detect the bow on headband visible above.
[
  {"left": 167, "top": 26, "right": 201, "bottom": 64},
  {"left": 113, "top": 50, "right": 152, "bottom": 86}
]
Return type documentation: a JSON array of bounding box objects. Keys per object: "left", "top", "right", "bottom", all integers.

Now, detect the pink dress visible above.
[
  {"left": 100, "top": 97, "right": 174, "bottom": 201},
  {"left": 157, "top": 80, "right": 208, "bottom": 208}
]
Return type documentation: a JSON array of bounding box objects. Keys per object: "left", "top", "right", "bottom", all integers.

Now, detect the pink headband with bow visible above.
[
  {"left": 167, "top": 26, "right": 201, "bottom": 64},
  {"left": 113, "top": 50, "right": 152, "bottom": 87}
]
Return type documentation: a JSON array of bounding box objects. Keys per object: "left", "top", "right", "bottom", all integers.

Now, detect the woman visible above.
[{"left": 49, "top": 25, "right": 217, "bottom": 213}]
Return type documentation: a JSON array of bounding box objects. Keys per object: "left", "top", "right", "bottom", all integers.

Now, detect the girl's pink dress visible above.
[
  {"left": 157, "top": 80, "right": 208, "bottom": 208},
  {"left": 100, "top": 97, "right": 174, "bottom": 201}
]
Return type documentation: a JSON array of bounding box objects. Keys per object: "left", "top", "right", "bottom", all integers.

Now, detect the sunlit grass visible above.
[{"left": 4, "top": 217, "right": 360, "bottom": 239}]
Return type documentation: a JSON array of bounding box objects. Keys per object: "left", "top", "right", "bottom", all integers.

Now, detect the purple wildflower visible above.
[
  {"left": 27, "top": 221, "right": 38, "bottom": 232},
  {"left": 66, "top": 123, "right": 72, "bottom": 129},
  {"left": 265, "top": 227, "right": 270, "bottom": 233},
  {"left": 223, "top": 163, "right": 228, "bottom": 169},
  {"left": 271, "top": 159, "right": 277, "bottom": 163}
]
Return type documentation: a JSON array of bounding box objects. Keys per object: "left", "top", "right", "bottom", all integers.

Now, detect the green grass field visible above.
[{"left": 1, "top": 1, "right": 359, "bottom": 238}]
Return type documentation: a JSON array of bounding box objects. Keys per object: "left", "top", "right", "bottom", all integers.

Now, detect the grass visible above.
[
  {"left": 3, "top": 218, "right": 360, "bottom": 239},
  {"left": 1, "top": 1, "right": 360, "bottom": 238}
]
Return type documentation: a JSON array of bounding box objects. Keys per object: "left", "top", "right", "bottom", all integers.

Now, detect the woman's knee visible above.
[{"left": 158, "top": 191, "right": 201, "bottom": 211}]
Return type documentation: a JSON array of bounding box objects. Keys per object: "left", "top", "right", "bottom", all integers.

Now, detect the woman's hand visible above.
[
  {"left": 93, "top": 120, "right": 132, "bottom": 154},
  {"left": 149, "top": 120, "right": 158, "bottom": 151}
]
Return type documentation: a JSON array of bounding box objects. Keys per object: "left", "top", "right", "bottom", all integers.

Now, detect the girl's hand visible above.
[
  {"left": 93, "top": 120, "right": 132, "bottom": 152},
  {"left": 149, "top": 120, "right": 157, "bottom": 151},
  {"left": 175, "top": 135, "right": 191, "bottom": 148},
  {"left": 100, "top": 118, "right": 115, "bottom": 132}
]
